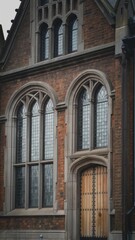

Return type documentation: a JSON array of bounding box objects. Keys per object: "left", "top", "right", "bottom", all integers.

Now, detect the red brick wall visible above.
[
  {"left": 4, "top": 7, "right": 30, "bottom": 71},
  {"left": 83, "top": 0, "right": 115, "bottom": 49},
  {"left": 0, "top": 216, "right": 65, "bottom": 230}
]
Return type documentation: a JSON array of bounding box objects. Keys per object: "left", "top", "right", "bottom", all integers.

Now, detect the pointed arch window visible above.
[
  {"left": 77, "top": 88, "right": 90, "bottom": 150},
  {"left": 54, "top": 20, "right": 63, "bottom": 57},
  {"left": 77, "top": 82, "right": 108, "bottom": 151},
  {"left": 68, "top": 16, "right": 78, "bottom": 53},
  {"left": 40, "top": 24, "right": 49, "bottom": 61},
  {"left": 15, "top": 91, "right": 54, "bottom": 209},
  {"left": 94, "top": 86, "right": 108, "bottom": 148}
]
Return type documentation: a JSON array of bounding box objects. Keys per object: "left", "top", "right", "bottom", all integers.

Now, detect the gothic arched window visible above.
[
  {"left": 15, "top": 91, "right": 54, "bottom": 209},
  {"left": 40, "top": 23, "right": 49, "bottom": 60},
  {"left": 77, "top": 82, "right": 108, "bottom": 151},
  {"left": 68, "top": 15, "right": 78, "bottom": 53},
  {"left": 54, "top": 19, "right": 63, "bottom": 57}
]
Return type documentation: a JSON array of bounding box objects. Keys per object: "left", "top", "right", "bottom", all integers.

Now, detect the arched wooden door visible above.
[{"left": 80, "top": 165, "right": 108, "bottom": 240}]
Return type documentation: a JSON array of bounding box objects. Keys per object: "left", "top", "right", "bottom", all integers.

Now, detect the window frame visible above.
[
  {"left": 53, "top": 19, "right": 63, "bottom": 57},
  {"left": 5, "top": 83, "right": 58, "bottom": 216},
  {"left": 67, "top": 15, "right": 78, "bottom": 53},
  {"left": 39, "top": 23, "right": 49, "bottom": 61},
  {"left": 76, "top": 82, "right": 108, "bottom": 151},
  {"left": 14, "top": 92, "right": 54, "bottom": 210}
]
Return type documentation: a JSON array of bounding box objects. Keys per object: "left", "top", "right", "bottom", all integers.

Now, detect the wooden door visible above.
[{"left": 80, "top": 165, "right": 108, "bottom": 240}]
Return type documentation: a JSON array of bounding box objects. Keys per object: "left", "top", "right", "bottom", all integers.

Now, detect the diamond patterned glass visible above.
[
  {"left": 29, "top": 165, "right": 39, "bottom": 208},
  {"left": 31, "top": 102, "right": 40, "bottom": 161},
  {"left": 72, "top": 19, "right": 78, "bottom": 51},
  {"left": 40, "top": 25, "right": 49, "bottom": 60},
  {"left": 95, "top": 86, "right": 108, "bottom": 147},
  {"left": 77, "top": 89, "right": 90, "bottom": 150},
  {"left": 16, "top": 104, "right": 26, "bottom": 163},
  {"left": 44, "top": 99, "right": 54, "bottom": 159},
  {"left": 43, "top": 164, "right": 53, "bottom": 207},
  {"left": 15, "top": 91, "right": 54, "bottom": 209},
  {"left": 58, "top": 24, "right": 63, "bottom": 55},
  {"left": 15, "top": 167, "right": 25, "bottom": 208}
]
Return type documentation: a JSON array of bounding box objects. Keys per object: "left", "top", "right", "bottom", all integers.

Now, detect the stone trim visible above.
[{"left": 0, "top": 42, "right": 115, "bottom": 82}]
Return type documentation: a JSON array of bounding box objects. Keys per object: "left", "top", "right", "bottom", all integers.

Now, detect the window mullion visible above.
[
  {"left": 39, "top": 109, "right": 43, "bottom": 208},
  {"left": 89, "top": 97, "right": 94, "bottom": 151},
  {"left": 25, "top": 164, "right": 29, "bottom": 209},
  {"left": 25, "top": 112, "right": 30, "bottom": 209}
]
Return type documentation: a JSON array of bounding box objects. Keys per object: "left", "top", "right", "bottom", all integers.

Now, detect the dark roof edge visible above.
[
  {"left": 0, "top": 0, "right": 29, "bottom": 67},
  {"left": 0, "top": 25, "right": 5, "bottom": 57}
]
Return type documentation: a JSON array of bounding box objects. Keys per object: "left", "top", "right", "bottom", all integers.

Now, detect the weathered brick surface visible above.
[
  {"left": 0, "top": 216, "right": 65, "bottom": 230},
  {"left": 4, "top": 7, "right": 30, "bottom": 71},
  {"left": 83, "top": 0, "right": 115, "bottom": 49}
]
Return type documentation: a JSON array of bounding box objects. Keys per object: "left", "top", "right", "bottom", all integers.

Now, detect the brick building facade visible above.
[{"left": 0, "top": 0, "right": 135, "bottom": 239}]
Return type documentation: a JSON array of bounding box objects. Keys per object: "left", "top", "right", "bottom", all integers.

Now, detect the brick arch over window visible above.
[{"left": 5, "top": 82, "right": 58, "bottom": 215}]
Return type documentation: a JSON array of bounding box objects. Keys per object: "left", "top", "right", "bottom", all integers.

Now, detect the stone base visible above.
[{"left": 0, "top": 230, "right": 65, "bottom": 240}]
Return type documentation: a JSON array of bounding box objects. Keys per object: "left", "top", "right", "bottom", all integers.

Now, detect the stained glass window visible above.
[
  {"left": 40, "top": 24, "right": 49, "bottom": 61},
  {"left": 44, "top": 99, "right": 54, "bottom": 159},
  {"left": 54, "top": 21, "right": 63, "bottom": 57},
  {"left": 16, "top": 104, "right": 26, "bottom": 163},
  {"left": 68, "top": 16, "right": 78, "bottom": 53},
  {"left": 77, "top": 83, "right": 108, "bottom": 151},
  {"left": 29, "top": 165, "right": 39, "bottom": 208},
  {"left": 15, "top": 167, "right": 25, "bottom": 208},
  {"left": 58, "top": 24, "right": 63, "bottom": 56},
  {"left": 31, "top": 102, "right": 40, "bottom": 161},
  {"left": 15, "top": 91, "right": 54, "bottom": 209},
  {"left": 95, "top": 86, "right": 108, "bottom": 147},
  {"left": 43, "top": 164, "right": 53, "bottom": 207},
  {"left": 77, "top": 89, "right": 90, "bottom": 150}
]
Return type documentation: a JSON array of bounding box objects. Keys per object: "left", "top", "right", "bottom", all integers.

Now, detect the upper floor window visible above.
[
  {"left": 77, "top": 82, "right": 108, "bottom": 151},
  {"left": 40, "top": 23, "right": 49, "bottom": 60},
  {"left": 39, "top": 0, "right": 49, "bottom": 6},
  {"left": 15, "top": 90, "right": 54, "bottom": 209},
  {"left": 53, "top": 19, "right": 63, "bottom": 57},
  {"left": 94, "top": 86, "right": 108, "bottom": 147},
  {"left": 36, "top": 0, "right": 83, "bottom": 62},
  {"left": 68, "top": 16, "right": 78, "bottom": 53}
]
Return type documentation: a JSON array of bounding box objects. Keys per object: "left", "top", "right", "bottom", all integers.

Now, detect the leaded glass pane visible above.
[
  {"left": 15, "top": 167, "right": 25, "bottom": 208},
  {"left": 45, "top": 30, "right": 49, "bottom": 59},
  {"left": 29, "top": 165, "right": 39, "bottom": 208},
  {"left": 95, "top": 86, "right": 108, "bottom": 147},
  {"left": 58, "top": 24, "right": 63, "bottom": 55},
  {"left": 77, "top": 89, "right": 90, "bottom": 150},
  {"left": 31, "top": 102, "right": 40, "bottom": 161},
  {"left": 72, "top": 19, "right": 78, "bottom": 51},
  {"left": 43, "top": 164, "right": 53, "bottom": 207},
  {"left": 44, "top": 99, "right": 54, "bottom": 159},
  {"left": 16, "top": 104, "right": 26, "bottom": 163},
  {"left": 40, "top": 25, "right": 49, "bottom": 60}
]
